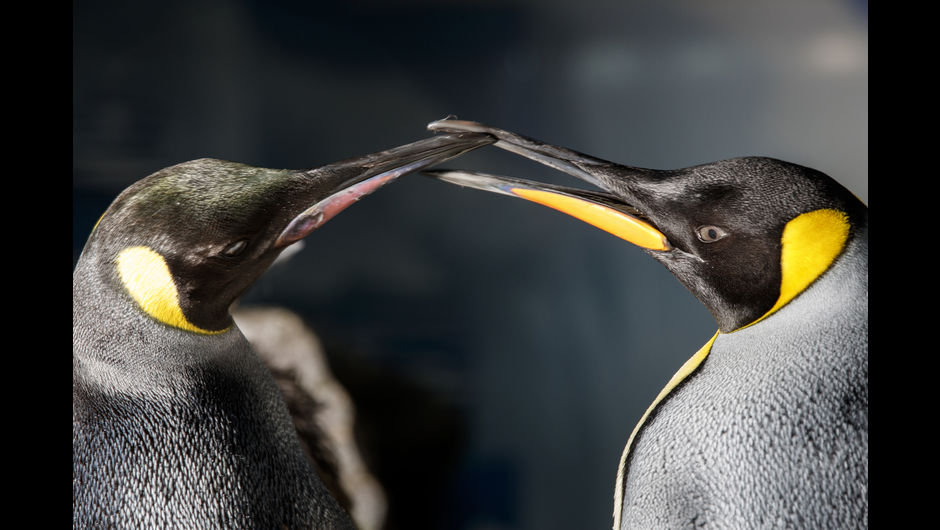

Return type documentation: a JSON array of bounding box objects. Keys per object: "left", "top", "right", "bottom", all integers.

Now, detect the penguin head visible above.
[
  {"left": 80, "top": 133, "right": 494, "bottom": 334},
  {"left": 424, "top": 119, "right": 866, "bottom": 332}
]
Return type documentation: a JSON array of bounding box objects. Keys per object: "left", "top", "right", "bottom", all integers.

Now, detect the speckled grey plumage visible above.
[
  {"left": 618, "top": 222, "right": 868, "bottom": 529},
  {"left": 72, "top": 246, "right": 355, "bottom": 529}
]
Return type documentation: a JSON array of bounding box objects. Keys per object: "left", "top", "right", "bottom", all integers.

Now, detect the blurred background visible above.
[{"left": 73, "top": 1, "right": 867, "bottom": 529}]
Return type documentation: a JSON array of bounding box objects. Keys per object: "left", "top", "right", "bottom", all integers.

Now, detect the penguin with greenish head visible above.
[
  {"left": 72, "top": 131, "right": 494, "bottom": 528},
  {"left": 424, "top": 119, "right": 867, "bottom": 529}
]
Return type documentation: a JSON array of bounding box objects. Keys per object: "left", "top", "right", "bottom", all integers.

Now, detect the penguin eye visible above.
[
  {"left": 222, "top": 239, "right": 249, "bottom": 257},
  {"left": 696, "top": 225, "right": 728, "bottom": 243}
]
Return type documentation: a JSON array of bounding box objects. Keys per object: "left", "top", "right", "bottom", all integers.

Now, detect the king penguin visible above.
[
  {"left": 423, "top": 119, "right": 867, "bottom": 529},
  {"left": 72, "top": 131, "right": 494, "bottom": 528}
]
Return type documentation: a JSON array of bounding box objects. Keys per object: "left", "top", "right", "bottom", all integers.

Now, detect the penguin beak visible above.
[
  {"left": 275, "top": 132, "right": 495, "bottom": 247},
  {"left": 425, "top": 119, "right": 671, "bottom": 251}
]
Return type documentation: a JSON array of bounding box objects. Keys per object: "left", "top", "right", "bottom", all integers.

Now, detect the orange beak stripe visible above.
[{"left": 511, "top": 187, "right": 670, "bottom": 251}]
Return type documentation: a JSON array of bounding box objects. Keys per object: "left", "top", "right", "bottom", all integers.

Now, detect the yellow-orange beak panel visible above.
[{"left": 511, "top": 188, "right": 670, "bottom": 251}]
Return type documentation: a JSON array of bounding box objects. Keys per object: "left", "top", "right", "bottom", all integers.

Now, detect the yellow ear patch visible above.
[
  {"left": 737, "top": 208, "right": 850, "bottom": 331},
  {"left": 511, "top": 188, "right": 670, "bottom": 250},
  {"left": 116, "top": 246, "right": 228, "bottom": 335}
]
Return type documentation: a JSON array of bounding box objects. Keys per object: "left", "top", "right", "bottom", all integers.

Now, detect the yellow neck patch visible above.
[
  {"left": 612, "top": 332, "right": 718, "bottom": 529},
  {"left": 90, "top": 210, "right": 107, "bottom": 234},
  {"left": 736, "top": 208, "right": 850, "bottom": 332},
  {"left": 115, "top": 246, "right": 228, "bottom": 335}
]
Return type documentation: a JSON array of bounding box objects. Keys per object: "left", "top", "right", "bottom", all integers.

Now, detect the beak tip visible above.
[{"left": 427, "top": 118, "right": 485, "bottom": 134}]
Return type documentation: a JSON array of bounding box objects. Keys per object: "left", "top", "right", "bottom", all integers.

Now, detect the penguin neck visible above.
[
  {"left": 657, "top": 254, "right": 774, "bottom": 333},
  {"left": 115, "top": 246, "right": 234, "bottom": 334},
  {"left": 675, "top": 208, "right": 862, "bottom": 333},
  {"left": 733, "top": 209, "right": 862, "bottom": 333},
  {"left": 721, "top": 210, "right": 866, "bottom": 335},
  {"left": 73, "top": 248, "right": 244, "bottom": 379},
  {"left": 725, "top": 218, "right": 867, "bottom": 344}
]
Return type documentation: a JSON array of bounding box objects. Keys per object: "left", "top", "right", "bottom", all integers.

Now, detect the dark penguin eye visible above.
[
  {"left": 222, "top": 239, "right": 249, "bottom": 257},
  {"left": 696, "top": 225, "right": 729, "bottom": 243}
]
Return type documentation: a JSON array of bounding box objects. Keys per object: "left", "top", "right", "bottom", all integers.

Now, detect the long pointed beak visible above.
[
  {"left": 428, "top": 118, "right": 614, "bottom": 189},
  {"left": 425, "top": 169, "right": 670, "bottom": 251},
  {"left": 275, "top": 132, "right": 494, "bottom": 247},
  {"left": 425, "top": 119, "right": 670, "bottom": 251}
]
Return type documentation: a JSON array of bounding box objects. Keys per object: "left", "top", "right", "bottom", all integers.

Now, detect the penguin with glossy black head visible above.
[
  {"left": 423, "top": 119, "right": 867, "bottom": 529},
  {"left": 72, "top": 131, "right": 495, "bottom": 529}
]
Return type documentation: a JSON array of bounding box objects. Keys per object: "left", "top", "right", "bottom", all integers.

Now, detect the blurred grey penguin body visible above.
[
  {"left": 72, "top": 133, "right": 495, "bottom": 528},
  {"left": 619, "top": 222, "right": 868, "bottom": 528}
]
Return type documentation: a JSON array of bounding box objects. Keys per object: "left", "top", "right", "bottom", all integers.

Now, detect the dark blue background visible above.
[{"left": 73, "top": 2, "right": 867, "bottom": 529}]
